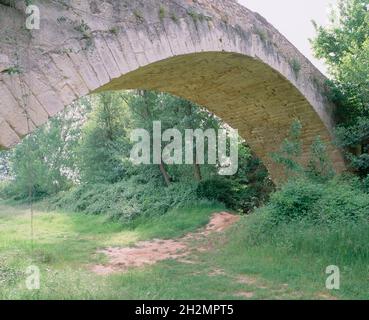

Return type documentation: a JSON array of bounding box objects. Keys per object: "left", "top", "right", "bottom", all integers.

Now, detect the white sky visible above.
[{"left": 238, "top": 0, "right": 337, "bottom": 75}]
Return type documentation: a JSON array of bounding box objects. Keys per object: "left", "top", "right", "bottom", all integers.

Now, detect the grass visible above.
[
  {"left": 210, "top": 214, "right": 369, "bottom": 300},
  {"left": 0, "top": 201, "right": 367, "bottom": 300},
  {"left": 132, "top": 202, "right": 223, "bottom": 239}
]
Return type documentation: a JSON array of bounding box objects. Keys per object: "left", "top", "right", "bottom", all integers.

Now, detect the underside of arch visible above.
[
  {"left": 0, "top": 0, "right": 347, "bottom": 180},
  {"left": 96, "top": 51, "right": 345, "bottom": 180}
]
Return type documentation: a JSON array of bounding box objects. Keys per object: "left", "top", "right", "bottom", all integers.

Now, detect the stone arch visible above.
[{"left": 0, "top": 0, "right": 345, "bottom": 179}]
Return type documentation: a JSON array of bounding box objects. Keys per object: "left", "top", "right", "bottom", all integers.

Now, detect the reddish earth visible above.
[{"left": 91, "top": 212, "right": 239, "bottom": 275}]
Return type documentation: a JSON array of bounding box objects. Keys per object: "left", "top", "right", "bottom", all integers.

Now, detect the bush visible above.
[
  {"left": 362, "top": 175, "right": 369, "bottom": 193},
  {"left": 196, "top": 178, "right": 234, "bottom": 207},
  {"left": 196, "top": 178, "right": 262, "bottom": 213},
  {"left": 269, "top": 178, "right": 323, "bottom": 223},
  {"left": 235, "top": 210, "right": 369, "bottom": 272},
  {"left": 238, "top": 176, "right": 369, "bottom": 282},
  {"left": 50, "top": 178, "right": 200, "bottom": 224},
  {"left": 259, "top": 176, "right": 369, "bottom": 226},
  {"left": 0, "top": 181, "right": 10, "bottom": 200},
  {"left": 313, "top": 179, "right": 369, "bottom": 224}
]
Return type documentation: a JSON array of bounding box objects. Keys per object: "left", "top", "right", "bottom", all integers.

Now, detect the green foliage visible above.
[
  {"left": 170, "top": 12, "right": 179, "bottom": 23},
  {"left": 127, "top": 90, "right": 223, "bottom": 185},
  {"left": 133, "top": 10, "right": 144, "bottom": 23},
  {"left": 258, "top": 176, "right": 369, "bottom": 226},
  {"left": 271, "top": 120, "right": 336, "bottom": 182},
  {"left": 224, "top": 213, "right": 369, "bottom": 299},
  {"left": 312, "top": 0, "right": 369, "bottom": 78},
  {"left": 289, "top": 58, "right": 301, "bottom": 77},
  {"left": 271, "top": 119, "right": 303, "bottom": 175},
  {"left": 74, "top": 20, "right": 93, "bottom": 49},
  {"left": 2, "top": 89, "right": 273, "bottom": 218},
  {"left": 232, "top": 145, "right": 274, "bottom": 208},
  {"left": 0, "top": 261, "right": 23, "bottom": 287},
  {"left": 312, "top": 0, "right": 369, "bottom": 176},
  {"left": 335, "top": 117, "right": 369, "bottom": 175},
  {"left": 187, "top": 9, "right": 210, "bottom": 26},
  {"left": 1, "top": 200, "right": 368, "bottom": 299},
  {"left": 268, "top": 178, "right": 324, "bottom": 224},
  {"left": 187, "top": 9, "right": 200, "bottom": 23},
  {"left": 74, "top": 20, "right": 91, "bottom": 38},
  {"left": 3, "top": 102, "right": 88, "bottom": 200},
  {"left": 255, "top": 28, "right": 269, "bottom": 42},
  {"left": 314, "top": 179, "right": 369, "bottom": 224},
  {"left": 133, "top": 202, "right": 225, "bottom": 239},
  {"left": 197, "top": 174, "right": 272, "bottom": 214},
  {"left": 0, "top": 181, "right": 8, "bottom": 199},
  {"left": 51, "top": 178, "right": 200, "bottom": 224},
  {"left": 77, "top": 92, "right": 130, "bottom": 184},
  {"left": 362, "top": 174, "right": 369, "bottom": 192},
  {"left": 197, "top": 178, "right": 235, "bottom": 208},
  {"left": 1, "top": 65, "right": 22, "bottom": 75},
  {"left": 196, "top": 141, "right": 273, "bottom": 213},
  {"left": 306, "top": 136, "right": 335, "bottom": 182},
  {"left": 109, "top": 27, "right": 118, "bottom": 35},
  {"left": 0, "top": 151, "right": 10, "bottom": 181},
  {"left": 159, "top": 6, "right": 166, "bottom": 21}
]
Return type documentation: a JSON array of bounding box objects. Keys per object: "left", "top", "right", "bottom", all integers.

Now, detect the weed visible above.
[
  {"left": 1, "top": 65, "right": 22, "bottom": 75},
  {"left": 170, "top": 13, "right": 179, "bottom": 24},
  {"left": 255, "top": 28, "right": 268, "bottom": 42},
  {"left": 290, "top": 58, "right": 301, "bottom": 78},
  {"left": 74, "top": 20, "right": 93, "bottom": 50},
  {"left": 159, "top": 6, "right": 166, "bottom": 21},
  {"left": 187, "top": 9, "right": 199, "bottom": 24},
  {"left": 133, "top": 10, "right": 144, "bottom": 23},
  {"left": 74, "top": 20, "right": 90, "bottom": 36},
  {"left": 109, "top": 27, "right": 118, "bottom": 35}
]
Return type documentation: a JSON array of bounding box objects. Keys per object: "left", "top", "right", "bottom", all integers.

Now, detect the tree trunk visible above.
[
  {"left": 193, "top": 163, "right": 202, "bottom": 181},
  {"left": 159, "top": 161, "right": 171, "bottom": 186},
  {"left": 193, "top": 142, "right": 202, "bottom": 181}
]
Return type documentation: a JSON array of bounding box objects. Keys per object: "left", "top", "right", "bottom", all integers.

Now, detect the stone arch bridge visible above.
[{"left": 0, "top": 0, "right": 345, "bottom": 179}]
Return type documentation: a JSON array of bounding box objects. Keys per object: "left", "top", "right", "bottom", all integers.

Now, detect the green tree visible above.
[
  {"left": 78, "top": 92, "right": 131, "bottom": 184},
  {"left": 127, "top": 90, "right": 173, "bottom": 186},
  {"left": 6, "top": 100, "right": 88, "bottom": 199},
  {"left": 0, "top": 151, "right": 10, "bottom": 180},
  {"left": 311, "top": 0, "right": 369, "bottom": 176},
  {"left": 127, "top": 91, "right": 222, "bottom": 185}
]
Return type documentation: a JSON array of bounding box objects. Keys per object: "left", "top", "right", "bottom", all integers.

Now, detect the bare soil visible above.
[{"left": 91, "top": 212, "right": 239, "bottom": 275}]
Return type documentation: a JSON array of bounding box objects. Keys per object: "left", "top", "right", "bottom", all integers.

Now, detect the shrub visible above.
[
  {"left": 50, "top": 178, "right": 200, "bottom": 224},
  {"left": 313, "top": 179, "right": 369, "bottom": 224},
  {"left": 196, "top": 178, "right": 235, "bottom": 207},
  {"left": 271, "top": 119, "right": 303, "bottom": 176},
  {"left": 362, "top": 175, "right": 369, "bottom": 193},
  {"left": 269, "top": 178, "right": 323, "bottom": 224},
  {"left": 256, "top": 176, "right": 369, "bottom": 226},
  {"left": 306, "top": 136, "right": 335, "bottom": 182},
  {"left": 196, "top": 177, "right": 266, "bottom": 213},
  {"left": 0, "top": 181, "right": 10, "bottom": 200}
]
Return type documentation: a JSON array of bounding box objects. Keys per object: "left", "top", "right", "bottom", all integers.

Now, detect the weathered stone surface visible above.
[
  {"left": 0, "top": 116, "right": 21, "bottom": 147},
  {"left": 0, "top": 0, "right": 346, "bottom": 179}
]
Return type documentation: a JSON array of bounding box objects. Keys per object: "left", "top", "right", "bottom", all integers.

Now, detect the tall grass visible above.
[{"left": 211, "top": 175, "right": 369, "bottom": 299}]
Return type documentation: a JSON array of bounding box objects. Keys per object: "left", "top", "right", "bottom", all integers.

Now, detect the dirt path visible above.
[{"left": 91, "top": 212, "right": 239, "bottom": 275}]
